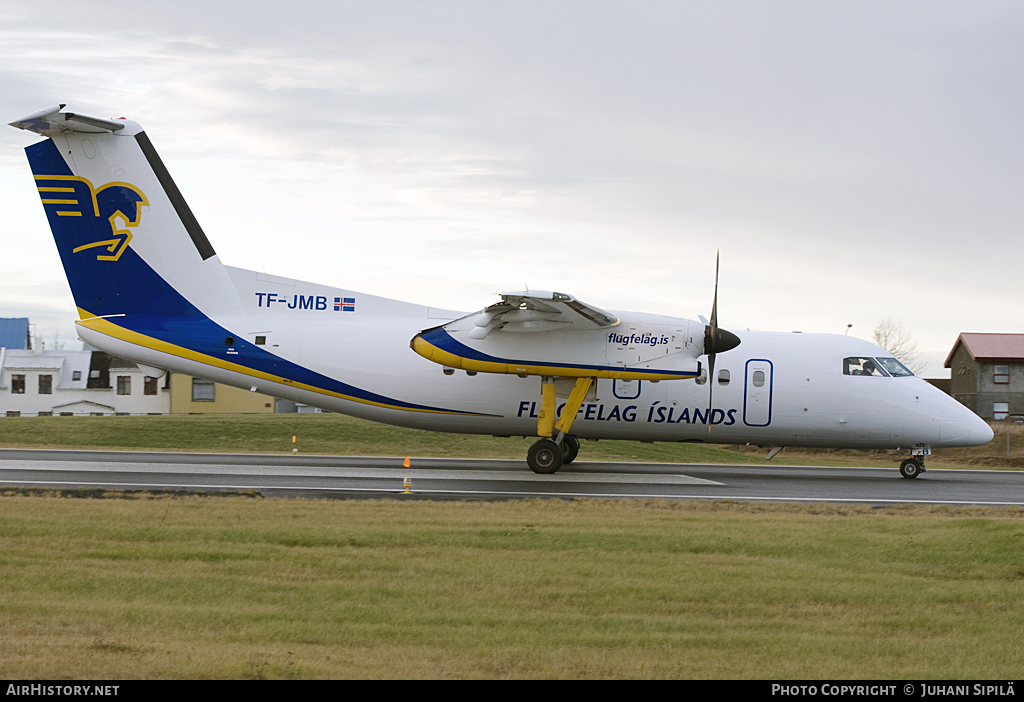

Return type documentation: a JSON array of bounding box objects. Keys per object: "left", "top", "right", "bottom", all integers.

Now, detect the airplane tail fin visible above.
[{"left": 10, "top": 105, "right": 242, "bottom": 321}]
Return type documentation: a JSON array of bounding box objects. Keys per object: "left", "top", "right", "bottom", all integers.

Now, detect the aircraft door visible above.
[{"left": 743, "top": 359, "right": 773, "bottom": 427}]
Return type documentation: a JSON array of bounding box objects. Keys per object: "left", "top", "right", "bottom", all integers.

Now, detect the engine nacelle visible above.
[{"left": 413, "top": 310, "right": 703, "bottom": 381}]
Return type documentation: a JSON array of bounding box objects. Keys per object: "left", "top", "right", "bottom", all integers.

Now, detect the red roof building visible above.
[{"left": 945, "top": 334, "right": 1024, "bottom": 419}]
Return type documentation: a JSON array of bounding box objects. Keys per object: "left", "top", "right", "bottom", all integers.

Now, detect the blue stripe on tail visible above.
[{"left": 26, "top": 138, "right": 200, "bottom": 319}]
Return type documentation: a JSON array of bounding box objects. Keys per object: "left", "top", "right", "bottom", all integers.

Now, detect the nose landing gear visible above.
[{"left": 899, "top": 458, "right": 926, "bottom": 479}]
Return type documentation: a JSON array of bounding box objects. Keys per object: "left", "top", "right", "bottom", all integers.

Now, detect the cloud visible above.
[{"left": 2, "top": 1, "right": 1023, "bottom": 378}]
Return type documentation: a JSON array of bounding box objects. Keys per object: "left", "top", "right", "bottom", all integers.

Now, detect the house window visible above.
[
  {"left": 994, "top": 402, "right": 1010, "bottom": 420},
  {"left": 994, "top": 365, "right": 1010, "bottom": 384},
  {"left": 117, "top": 376, "right": 131, "bottom": 395},
  {"left": 38, "top": 374, "right": 52, "bottom": 394},
  {"left": 192, "top": 378, "right": 215, "bottom": 402},
  {"left": 72, "top": 370, "right": 82, "bottom": 381},
  {"left": 11, "top": 374, "right": 25, "bottom": 394},
  {"left": 144, "top": 377, "right": 158, "bottom": 396}
]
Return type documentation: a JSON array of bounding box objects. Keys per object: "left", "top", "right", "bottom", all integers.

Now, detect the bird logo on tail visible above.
[{"left": 34, "top": 175, "right": 148, "bottom": 262}]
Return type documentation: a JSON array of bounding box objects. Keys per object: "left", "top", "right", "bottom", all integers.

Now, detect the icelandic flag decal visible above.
[{"left": 335, "top": 296, "right": 356, "bottom": 312}]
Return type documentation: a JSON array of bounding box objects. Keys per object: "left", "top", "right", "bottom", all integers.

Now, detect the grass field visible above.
[
  {"left": 2, "top": 414, "right": 1022, "bottom": 679},
  {"left": 0, "top": 494, "right": 1022, "bottom": 679},
  {"left": 1, "top": 412, "right": 1023, "bottom": 469}
]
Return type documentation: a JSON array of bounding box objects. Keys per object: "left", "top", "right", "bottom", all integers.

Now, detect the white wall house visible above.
[{"left": 0, "top": 348, "right": 170, "bottom": 416}]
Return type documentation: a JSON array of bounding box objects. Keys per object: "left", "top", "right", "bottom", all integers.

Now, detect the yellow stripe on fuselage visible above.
[{"left": 76, "top": 309, "right": 481, "bottom": 415}]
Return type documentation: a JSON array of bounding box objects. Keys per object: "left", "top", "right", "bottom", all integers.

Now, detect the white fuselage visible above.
[{"left": 76, "top": 267, "right": 992, "bottom": 452}]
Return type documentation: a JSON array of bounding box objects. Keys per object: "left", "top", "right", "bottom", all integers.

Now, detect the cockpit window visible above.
[
  {"left": 843, "top": 357, "right": 889, "bottom": 377},
  {"left": 874, "top": 357, "right": 914, "bottom": 377}
]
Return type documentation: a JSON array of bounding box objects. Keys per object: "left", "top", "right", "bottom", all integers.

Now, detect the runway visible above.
[{"left": 1, "top": 448, "right": 1022, "bottom": 505}]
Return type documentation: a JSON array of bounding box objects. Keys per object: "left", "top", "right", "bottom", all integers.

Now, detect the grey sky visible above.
[{"left": 2, "top": 1, "right": 1022, "bottom": 375}]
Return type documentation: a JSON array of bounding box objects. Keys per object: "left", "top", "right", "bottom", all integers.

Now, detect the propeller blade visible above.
[
  {"left": 702, "top": 251, "right": 741, "bottom": 433},
  {"left": 710, "top": 251, "right": 719, "bottom": 330},
  {"left": 705, "top": 255, "right": 720, "bottom": 433},
  {"left": 707, "top": 353, "right": 716, "bottom": 433}
]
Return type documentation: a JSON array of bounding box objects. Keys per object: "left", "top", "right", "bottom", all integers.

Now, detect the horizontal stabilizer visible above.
[{"left": 10, "top": 104, "right": 127, "bottom": 136}]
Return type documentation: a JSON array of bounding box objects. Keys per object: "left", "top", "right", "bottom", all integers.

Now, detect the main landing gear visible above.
[
  {"left": 525, "top": 377, "right": 592, "bottom": 474},
  {"left": 528, "top": 438, "right": 563, "bottom": 474},
  {"left": 525, "top": 435, "right": 581, "bottom": 474},
  {"left": 899, "top": 458, "right": 926, "bottom": 479},
  {"left": 559, "top": 435, "right": 580, "bottom": 464}
]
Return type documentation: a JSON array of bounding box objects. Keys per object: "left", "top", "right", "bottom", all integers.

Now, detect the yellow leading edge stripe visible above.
[
  {"left": 410, "top": 335, "right": 698, "bottom": 382},
  {"left": 76, "top": 309, "right": 480, "bottom": 415}
]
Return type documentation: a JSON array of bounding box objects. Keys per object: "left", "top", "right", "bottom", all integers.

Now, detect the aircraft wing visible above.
[
  {"left": 411, "top": 291, "right": 701, "bottom": 381},
  {"left": 469, "top": 291, "right": 619, "bottom": 339}
]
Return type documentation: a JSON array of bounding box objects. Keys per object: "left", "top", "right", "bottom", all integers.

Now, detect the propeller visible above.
[{"left": 703, "top": 252, "right": 741, "bottom": 432}]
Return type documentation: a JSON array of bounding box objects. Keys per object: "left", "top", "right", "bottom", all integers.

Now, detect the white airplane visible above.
[{"left": 10, "top": 105, "right": 993, "bottom": 478}]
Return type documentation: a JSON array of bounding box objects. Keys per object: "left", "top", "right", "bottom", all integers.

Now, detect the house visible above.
[
  {"left": 944, "top": 333, "right": 1024, "bottom": 420},
  {"left": 0, "top": 348, "right": 169, "bottom": 416},
  {"left": 2, "top": 317, "right": 280, "bottom": 416},
  {"left": 168, "top": 373, "right": 277, "bottom": 414}
]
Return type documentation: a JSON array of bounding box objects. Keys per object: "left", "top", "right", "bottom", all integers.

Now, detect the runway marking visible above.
[
  {"left": 2, "top": 479, "right": 1024, "bottom": 506},
  {"left": 0, "top": 462, "right": 723, "bottom": 486}
]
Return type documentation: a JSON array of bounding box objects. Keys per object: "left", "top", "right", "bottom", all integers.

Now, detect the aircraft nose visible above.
[{"left": 965, "top": 412, "right": 994, "bottom": 446}]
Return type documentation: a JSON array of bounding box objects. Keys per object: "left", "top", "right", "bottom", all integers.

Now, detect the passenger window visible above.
[
  {"left": 843, "top": 357, "right": 889, "bottom": 377},
  {"left": 695, "top": 368, "right": 707, "bottom": 385},
  {"left": 718, "top": 369, "right": 730, "bottom": 386},
  {"left": 752, "top": 370, "right": 765, "bottom": 387}
]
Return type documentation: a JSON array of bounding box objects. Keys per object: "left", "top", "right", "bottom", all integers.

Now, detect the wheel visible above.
[
  {"left": 559, "top": 436, "right": 580, "bottom": 464},
  {"left": 527, "top": 438, "right": 564, "bottom": 474},
  {"left": 899, "top": 459, "right": 922, "bottom": 479}
]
